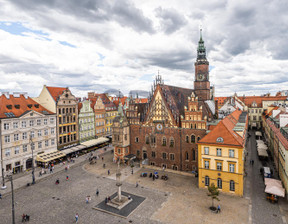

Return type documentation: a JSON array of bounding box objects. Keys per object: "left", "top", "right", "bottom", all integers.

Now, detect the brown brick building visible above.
[{"left": 113, "top": 31, "right": 216, "bottom": 171}]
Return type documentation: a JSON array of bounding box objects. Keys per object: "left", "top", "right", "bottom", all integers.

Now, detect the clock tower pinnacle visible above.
[{"left": 194, "top": 29, "right": 210, "bottom": 101}]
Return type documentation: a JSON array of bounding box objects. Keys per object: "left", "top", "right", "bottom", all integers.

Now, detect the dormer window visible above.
[
  {"left": 34, "top": 104, "right": 39, "bottom": 108},
  {"left": 15, "top": 104, "right": 20, "bottom": 109},
  {"left": 216, "top": 137, "right": 224, "bottom": 143},
  {"left": 6, "top": 105, "right": 12, "bottom": 109},
  {"left": 28, "top": 104, "right": 32, "bottom": 108}
]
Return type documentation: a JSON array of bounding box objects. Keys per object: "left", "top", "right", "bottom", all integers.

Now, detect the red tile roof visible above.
[
  {"left": 0, "top": 94, "right": 54, "bottom": 118},
  {"left": 112, "top": 97, "right": 128, "bottom": 108},
  {"left": 266, "top": 119, "right": 288, "bottom": 149},
  {"left": 215, "top": 97, "right": 228, "bottom": 106},
  {"left": 46, "top": 86, "right": 66, "bottom": 102},
  {"left": 238, "top": 96, "right": 287, "bottom": 108},
  {"left": 90, "top": 93, "right": 116, "bottom": 110},
  {"left": 199, "top": 110, "right": 246, "bottom": 147}
]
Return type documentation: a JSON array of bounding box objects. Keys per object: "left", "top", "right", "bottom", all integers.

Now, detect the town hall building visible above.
[{"left": 113, "top": 31, "right": 216, "bottom": 171}]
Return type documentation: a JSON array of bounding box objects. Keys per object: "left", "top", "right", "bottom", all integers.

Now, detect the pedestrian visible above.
[
  {"left": 108, "top": 169, "right": 110, "bottom": 175},
  {"left": 66, "top": 175, "right": 69, "bottom": 181},
  {"left": 103, "top": 163, "right": 106, "bottom": 168},
  {"left": 65, "top": 167, "right": 68, "bottom": 171},
  {"left": 26, "top": 214, "right": 30, "bottom": 221},
  {"left": 102, "top": 156, "right": 104, "bottom": 162},
  {"left": 75, "top": 213, "right": 79, "bottom": 223},
  {"left": 153, "top": 174, "right": 155, "bottom": 181},
  {"left": 86, "top": 197, "right": 89, "bottom": 204},
  {"left": 108, "top": 196, "right": 111, "bottom": 202},
  {"left": 217, "top": 204, "right": 221, "bottom": 213},
  {"left": 136, "top": 182, "right": 138, "bottom": 188},
  {"left": 50, "top": 167, "right": 53, "bottom": 174},
  {"left": 0, "top": 193, "right": 2, "bottom": 199},
  {"left": 105, "top": 197, "right": 108, "bottom": 203},
  {"left": 67, "top": 164, "right": 70, "bottom": 170},
  {"left": 22, "top": 213, "right": 26, "bottom": 222},
  {"left": 131, "top": 168, "right": 133, "bottom": 175},
  {"left": 252, "top": 160, "right": 254, "bottom": 166},
  {"left": 96, "top": 189, "right": 99, "bottom": 196}
]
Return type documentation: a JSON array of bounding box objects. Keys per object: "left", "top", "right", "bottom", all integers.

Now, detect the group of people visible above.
[
  {"left": 105, "top": 196, "right": 111, "bottom": 203},
  {"left": 250, "top": 159, "right": 255, "bottom": 166},
  {"left": 86, "top": 196, "right": 91, "bottom": 204},
  {"left": 21, "top": 214, "right": 30, "bottom": 222}
]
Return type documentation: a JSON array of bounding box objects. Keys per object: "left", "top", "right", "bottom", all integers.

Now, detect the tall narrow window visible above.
[
  {"left": 217, "top": 178, "right": 222, "bottom": 189},
  {"left": 192, "top": 149, "right": 196, "bottom": 160},
  {"left": 185, "top": 152, "right": 189, "bottom": 160},
  {"left": 162, "top": 137, "right": 166, "bottom": 146},
  {"left": 191, "top": 135, "right": 195, "bottom": 143},
  {"left": 230, "top": 180, "right": 235, "bottom": 191},
  {"left": 205, "top": 176, "right": 209, "bottom": 186}
]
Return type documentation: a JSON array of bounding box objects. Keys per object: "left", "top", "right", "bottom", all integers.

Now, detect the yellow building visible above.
[{"left": 198, "top": 110, "right": 248, "bottom": 196}]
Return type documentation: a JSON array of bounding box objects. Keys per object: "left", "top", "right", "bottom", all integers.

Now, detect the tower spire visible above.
[{"left": 197, "top": 28, "right": 206, "bottom": 61}]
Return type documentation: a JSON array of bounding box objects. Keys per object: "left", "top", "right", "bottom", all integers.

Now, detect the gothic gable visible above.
[{"left": 144, "top": 86, "right": 176, "bottom": 127}]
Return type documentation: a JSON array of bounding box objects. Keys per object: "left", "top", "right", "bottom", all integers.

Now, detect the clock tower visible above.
[{"left": 194, "top": 29, "right": 210, "bottom": 101}]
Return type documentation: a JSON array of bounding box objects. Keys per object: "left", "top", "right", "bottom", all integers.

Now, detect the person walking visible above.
[
  {"left": 0, "top": 193, "right": 2, "bottom": 199},
  {"left": 75, "top": 213, "right": 79, "bottom": 223},
  {"left": 136, "top": 182, "right": 138, "bottom": 188},
  {"left": 108, "top": 169, "right": 110, "bottom": 175},
  {"left": 217, "top": 204, "right": 221, "bottom": 213},
  {"left": 86, "top": 197, "right": 89, "bottom": 204},
  {"left": 66, "top": 175, "right": 69, "bottom": 181},
  {"left": 96, "top": 189, "right": 99, "bottom": 196}
]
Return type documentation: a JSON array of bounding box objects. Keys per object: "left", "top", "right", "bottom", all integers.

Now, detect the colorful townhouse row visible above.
[
  {"left": 263, "top": 105, "right": 288, "bottom": 197},
  {"left": 0, "top": 86, "right": 124, "bottom": 178}
]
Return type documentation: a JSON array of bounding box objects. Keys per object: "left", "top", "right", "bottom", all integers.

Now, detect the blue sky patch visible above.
[
  {"left": 59, "top": 41, "right": 76, "bottom": 48},
  {"left": 140, "top": 73, "right": 154, "bottom": 81},
  {"left": 0, "top": 21, "right": 49, "bottom": 37}
]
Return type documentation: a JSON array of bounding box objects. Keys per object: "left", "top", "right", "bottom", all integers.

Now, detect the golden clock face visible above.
[{"left": 156, "top": 123, "right": 163, "bottom": 131}]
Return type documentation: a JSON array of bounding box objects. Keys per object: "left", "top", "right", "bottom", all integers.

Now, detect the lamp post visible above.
[
  {"left": 4, "top": 174, "right": 15, "bottom": 224},
  {"left": 29, "top": 135, "right": 35, "bottom": 185},
  {"left": 1, "top": 168, "right": 7, "bottom": 189}
]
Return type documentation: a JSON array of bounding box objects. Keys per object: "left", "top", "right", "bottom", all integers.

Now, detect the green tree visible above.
[{"left": 207, "top": 183, "right": 220, "bottom": 209}]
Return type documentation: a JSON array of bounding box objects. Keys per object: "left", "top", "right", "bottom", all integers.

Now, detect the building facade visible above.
[
  {"left": 93, "top": 96, "right": 106, "bottom": 138},
  {"left": 34, "top": 86, "right": 79, "bottom": 150},
  {"left": 78, "top": 99, "right": 95, "bottom": 143},
  {"left": 0, "top": 93, "right": 56, "bottom": 177},
  {"left": 198, "top": 110, "right": 248, "bottom": 196},
  {"left": 112, "top": 105, "right": 130, "bottom": 161}
]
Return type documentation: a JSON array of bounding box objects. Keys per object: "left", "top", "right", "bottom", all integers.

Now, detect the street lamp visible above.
[
  {"left": 3, "top": 174, "right": 16, "bottom": 224},
  {"left": 1, "top": 168, "right": 7, "bottom": 189},
  {"left": 29, "top": 135, "right": 35, "bottom": 185}
]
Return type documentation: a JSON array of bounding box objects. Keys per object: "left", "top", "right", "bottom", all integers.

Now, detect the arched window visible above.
[
  {"left": 217, "top": 178, "right": 222, "bottom": 189},
  {"left": 162, "top": 137, "right": 166, "bottom": 146},
  {"left": 145, "top": 135, "right": 149, "bottom": 144},
  {"left": 192, "top": 149, "right": 196, "bottom": 161},
  {"left": 194, "top": 124, "right": 197, "bottom": 129},
  {"left": 62, "top": 108, "right": 65, "bottom": 113},
  {"left": 190, "top": 124, "right": 193, "bottom": 129},
  {"left": 205, "top": 176, "right": 209, "bottom": 186},
  {"left": 191, "top": 135, "right": 195, "bottom": 143},
  {"left": 185, "top": 151, "right": 189, "bottom": 160},
  {"left": 170, "top": 138, "right": 174, "bottom": 147},
  {"left": 230, "top": 180, "right": 235, "bottom": 191},
  {"left": 66, "top": 108, "right": 68, "bottom": 113},
  {"left": 185, "top": 136, "right": 189, "bottom": 143},
  {"left": 197, "top": 137, "right": 201, "bottom": 142}
]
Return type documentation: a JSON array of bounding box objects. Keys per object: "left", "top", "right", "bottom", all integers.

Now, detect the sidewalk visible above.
[{"left": 0, "top": 147, "right": 113, "bottom": 197}]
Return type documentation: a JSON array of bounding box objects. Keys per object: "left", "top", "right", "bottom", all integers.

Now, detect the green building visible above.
[{"left": 78, "top": 99, "right": 95, "bottom": 143}]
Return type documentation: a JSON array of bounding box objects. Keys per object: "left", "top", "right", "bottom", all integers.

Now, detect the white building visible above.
[{"left": 0, "top": 93, "right": 56, "bottom": 178}]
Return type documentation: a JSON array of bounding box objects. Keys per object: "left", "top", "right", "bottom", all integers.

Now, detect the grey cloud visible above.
[
  {"left": 155, "top": 7, "right": 187, "bottom": 34},
  {"left": 10, "top": 0, "right": 154, "bottom": 34},
  {"left": 132, "top": 49, "right": 194, "bottom": 71}
]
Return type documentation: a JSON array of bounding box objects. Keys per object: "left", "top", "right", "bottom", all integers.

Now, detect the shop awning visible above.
[
  {"left": 252, "top": 123, "right": 257, "bottom": 127},
  {"left": 257, "top": 148, "right": 268, "bottom": 157},
  {"left": 256, "top": 140, "right": 265, "bottom": 145},
  {"left": 265, "top": 185, "right": 285, "bottom": 197},
  {"left": 264, "top": 178, "right": 282, "bottom": 188},
  {"left": 62, "top": 145, "right": 86, "bottom": 155},
  {"left": 81, "top": 137, "right": 109, "bottom": 147},
  {"left": 124, "top": 154, "right": 136, "bottom": 160},
  {"left": 255, "top": 131, "right": 262, "bottom": 137},
  {"left": 36, "top": 150, "right": 66, "bottom": 163}
]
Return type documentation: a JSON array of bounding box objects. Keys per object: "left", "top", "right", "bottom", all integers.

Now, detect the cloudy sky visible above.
[{"left": 0, "top": 0, "right": 287, "bottom": 98}]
